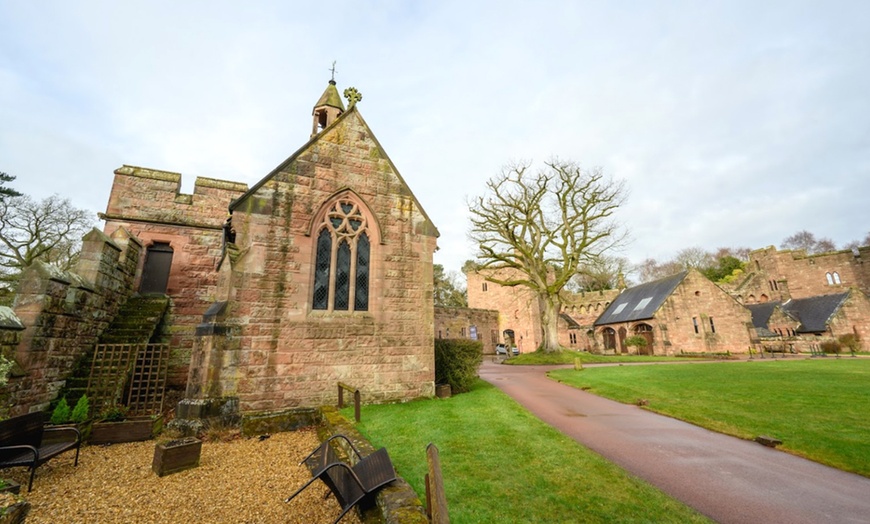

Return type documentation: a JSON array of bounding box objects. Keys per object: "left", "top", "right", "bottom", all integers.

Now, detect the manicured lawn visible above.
[
  {"left": 549, "top": 359, "right": 870, "bottom": 477},
  {"left": 506, "top": 350, "right": 687, "bottom": 365},
  {"left": 348, "top": 381, "right": 709, "bottom": 523}
]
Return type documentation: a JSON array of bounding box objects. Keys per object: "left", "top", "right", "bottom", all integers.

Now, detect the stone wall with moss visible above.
[
  {"left": 193, "top": 106, "right": 439, "bottom": 412},
  {"left": 101, "top": 166, "right": 249, "bottom": 386},
  {"left": 2, "top": 228, "right": 141, "bottom": 415}
]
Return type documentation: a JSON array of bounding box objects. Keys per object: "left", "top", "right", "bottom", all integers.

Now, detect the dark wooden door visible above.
[{"left": 140, "top": 243, "right": 173, "bottom": 294}]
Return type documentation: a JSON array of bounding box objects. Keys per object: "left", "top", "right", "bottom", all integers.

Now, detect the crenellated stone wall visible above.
[
  {"left": 1, "top": 228, "right": 141, "bottom": 415},
  {"left": 730, "top": 245, "right": 870, "bottom": 303},
  {"left": 101, "top": 166, "right": 249, "bottom": 386}
]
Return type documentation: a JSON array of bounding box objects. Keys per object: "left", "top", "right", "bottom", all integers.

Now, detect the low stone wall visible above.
[
  {"left": 319, "top": 406, "right": 429, "bottom": 524},
  {"left": 435, "top": 306, "right": 499, "bottom": 354}
]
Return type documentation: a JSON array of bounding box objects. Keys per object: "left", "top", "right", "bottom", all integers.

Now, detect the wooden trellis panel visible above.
[
  {"left": 88, "top": 343, "right": 169, "bottom": 417},
  {"left": 87, "top": 343, "right": 138, "bottom": 416},
  {"left": 126, "top": 344, "right": 169, "bottom": 416}
]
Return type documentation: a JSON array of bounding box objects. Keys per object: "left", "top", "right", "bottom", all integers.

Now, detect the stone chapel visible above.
[{"left": 103, "top": 80, "right": 439, "bottom": 417}]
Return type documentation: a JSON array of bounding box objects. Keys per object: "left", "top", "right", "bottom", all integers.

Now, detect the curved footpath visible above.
[{"left": 479, "top": 359, "right": 870, "bottom": 524}]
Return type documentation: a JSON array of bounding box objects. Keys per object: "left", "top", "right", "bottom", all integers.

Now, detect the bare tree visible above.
[
  {"left": 713, "top": 246, "right": 751, "bottom": 261},
  {"left": 844, "top": 232, "right": 870, "bottom": 251},
  {"left": 570, "top": 255, "right": 631, "bottom": 292},
  {"left": 673, "top": 247, "right": 715, "bottom": 270},
  {"left": 468, "top": 159, "right": 627, "bottom": 352},
  {"left": 634, "top": 257, "right": 683, "bottom": 284},
  {"left": 0, "top": 194, "right": 94, "bottom": 291},
  {"left": 780, "top": 230, "right": 836, "bottom": 255}
]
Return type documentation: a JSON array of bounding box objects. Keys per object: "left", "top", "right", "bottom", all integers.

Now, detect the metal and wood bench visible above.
[
  {"left": 286, "top": 434, "right": 397, "bottom": 524},
  {"left": 0, "top": 412, "right": 81, "bottom": 491}
]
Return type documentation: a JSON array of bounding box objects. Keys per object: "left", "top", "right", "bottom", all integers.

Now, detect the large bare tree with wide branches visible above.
[
  {"left": 468, "top": 159, "right": 627, "bottom": 352},
  {"left": 0, "top": 194, "right": 93, "bottom": 295}
]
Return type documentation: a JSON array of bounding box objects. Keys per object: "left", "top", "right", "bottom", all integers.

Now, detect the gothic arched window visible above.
[{"left": 312, "top": 198, "right": 371, "bottom": 312}]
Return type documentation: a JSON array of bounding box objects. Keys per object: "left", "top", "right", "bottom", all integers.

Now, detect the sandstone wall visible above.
[
  {"left": 466, "top": 270, "right": 541, "bottom": 352},
  {"left": 101, "top": 166, "right": 248, "bottom": 386},
  {"left": 1, "top": 228, "right": 140, "bottom": 415},
  {"left": 733, "top": 245, "right": 870, "bottom": 302},
  {"left": 434, "top": 307, "right": 500, "bottom": 353},
  {"left": 656, "top": 271, "right": 754, "bottom": 354},
  {"left": 195, "top": 108, "right": 439, "bottom": 412}
]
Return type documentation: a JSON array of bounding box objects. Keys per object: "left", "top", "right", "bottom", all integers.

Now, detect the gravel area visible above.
[{"left": 4, "top": 428, "right": 361, "bottom": 524}]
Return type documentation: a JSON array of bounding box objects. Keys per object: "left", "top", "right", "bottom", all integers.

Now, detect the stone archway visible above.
[
  {"left": 634, "top": 323, "right": 654, "bottom": 355},
  {"left": 602, "top": 328, "right": 617, "bottom": 352}
]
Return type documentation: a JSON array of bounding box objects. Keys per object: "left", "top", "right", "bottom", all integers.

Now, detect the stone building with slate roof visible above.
[
  {"left": 592, "top": 269, "right": 754, "bottom": 355},
  {"left": 102, "top": 80, "right": 439, "bottom": 416},
  {"left": 746, "top": 290, "right": 870, "bottom": 352}
]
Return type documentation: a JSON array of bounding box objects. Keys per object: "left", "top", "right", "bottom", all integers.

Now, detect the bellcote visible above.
[{"left": 311, "top": 80, "right": 346, "bottom": 137}]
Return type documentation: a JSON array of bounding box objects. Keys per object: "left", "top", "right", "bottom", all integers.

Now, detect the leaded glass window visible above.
[
  {"left": 311, "top": 197, "right": 372, "bottom": 312},
  {"left": 313, "top": 229, "right": 332, "bottom": 310},
  {"left": 355, "top": 233, "right": 369, "bottom": 311}
]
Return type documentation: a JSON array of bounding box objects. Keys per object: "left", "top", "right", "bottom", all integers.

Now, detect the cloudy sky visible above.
[{"left": 2, "top": 1, "right": 868, "bottom": 276}]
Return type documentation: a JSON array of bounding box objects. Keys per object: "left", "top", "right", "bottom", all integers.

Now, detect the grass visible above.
[
  {"left": 505, "top": 349, "right": 686, "bottom": 365},
  {"left": 549, "top": 359, "right": 870, "bottom": 477},
  {"left": 347, "top": 380, "right": 709, "bottom": 523}
]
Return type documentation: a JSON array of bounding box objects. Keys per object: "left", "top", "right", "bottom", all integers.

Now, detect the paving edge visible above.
[{"left": 319, "top": 405, "right": 430, "bottom": 524}]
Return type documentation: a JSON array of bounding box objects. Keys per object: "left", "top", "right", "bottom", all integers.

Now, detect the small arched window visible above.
[
  {"left": 826, "top": 272, "right": 834, "bottom": 285},
  {"left": 312, "top": 198, "right": 371, "bottom": 312},
  {"left": 833, "top": 272, "right": 841, "bottom": 284}
]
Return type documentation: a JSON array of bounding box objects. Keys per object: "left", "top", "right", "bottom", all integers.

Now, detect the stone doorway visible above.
[
  {"left": 140, "top": 242, "right": 173, "bottom": 294},
  {"left": 634, "top": 323, "right": 654, "bottom": 355}
]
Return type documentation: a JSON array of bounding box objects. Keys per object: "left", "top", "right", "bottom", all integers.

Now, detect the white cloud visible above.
[{"left": 1, "top": 0, "right": 869, "bottom": 273}]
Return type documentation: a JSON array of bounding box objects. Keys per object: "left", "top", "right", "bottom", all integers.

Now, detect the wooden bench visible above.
[
  {"left": 286, "top": 434, "right": 397, "bottom": 524},
  {"left": 0, "top": 412, "right": 82, "bottom": 491}
]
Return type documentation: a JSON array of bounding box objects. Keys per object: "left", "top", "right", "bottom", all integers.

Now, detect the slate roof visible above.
[
  {"left": 746, "top": 292, "right": 850, "bottom": 335},
  {"left": 782, "top": 292, "right": 849, "bottom": 333},
  {"left": 594, "top": 271, "right": 687, "bottom": 326},
  {"left": 560, "top": 313, "right": 582, "bottom": 329},
  {"left": 745, "top": 302, "right": 782, "bottom": 337}
]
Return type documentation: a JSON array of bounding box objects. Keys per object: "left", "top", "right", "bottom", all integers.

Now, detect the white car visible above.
[{"left": 495, "top": 344, "right": 519, "bottom": 356}]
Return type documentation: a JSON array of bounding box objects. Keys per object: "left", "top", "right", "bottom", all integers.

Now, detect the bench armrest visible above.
[{"left": 0, "top": 444, "right": 40, "bottom": 462}]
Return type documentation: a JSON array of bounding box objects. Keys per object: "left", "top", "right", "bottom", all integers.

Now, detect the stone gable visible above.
[{"left": 190, "top": 103, "right": 439, "bottom": 412}]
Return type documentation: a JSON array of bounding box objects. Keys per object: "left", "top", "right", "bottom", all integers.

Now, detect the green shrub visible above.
[
  {"left": 820, "top": 340, "right": 841, "bottom": 354},
  {"left": 838, "top": 334, "right": 861, "bottom": 354},
  {"left": 434, "top": 339, "right": 483, "bottom": 394},
  {"left": 50, "top": 397, "right": 71, "bottom": 425},
  {"left": 70, "top": 395, "right": 90, "bottom": 423},
  {"left": 99, "top": 404, "right": 128, "bottom": 422},
  {"left": 623, "top": 336, "right": 648, "bottom": 348}
]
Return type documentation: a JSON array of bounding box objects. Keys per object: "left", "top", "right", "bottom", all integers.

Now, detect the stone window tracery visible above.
[{"left": 312, "top": 198, "right": 371, "bottom": 312}]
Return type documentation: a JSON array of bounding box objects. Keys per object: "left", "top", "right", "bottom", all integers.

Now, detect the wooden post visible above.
[
  {"left": 426, "top": 443, "right": 450, "bottom": 524},
  {"left": 337, "top": 382, "right": 361, "bottom": 423},
  {"left": 353, "top": 389, "right": 361, "bottom": 423}
]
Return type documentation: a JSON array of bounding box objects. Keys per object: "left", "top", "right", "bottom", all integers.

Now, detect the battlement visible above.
[{"left": 103, "top": 165, "right": 248, "bottom": 229}]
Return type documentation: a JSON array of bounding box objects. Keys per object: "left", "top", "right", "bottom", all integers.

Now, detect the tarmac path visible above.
[{"left": 479, "top": 359, "right": 870, "bottom": 524}]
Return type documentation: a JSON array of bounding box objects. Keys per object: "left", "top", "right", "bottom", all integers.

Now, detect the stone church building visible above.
[{"left": 103, "top": 80, "right": 439, "bottom": 415}]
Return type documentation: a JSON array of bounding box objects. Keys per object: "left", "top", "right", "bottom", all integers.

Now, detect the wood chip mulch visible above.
[{"left": 3, "top": 428, "right": 361, "bottom": 524}]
